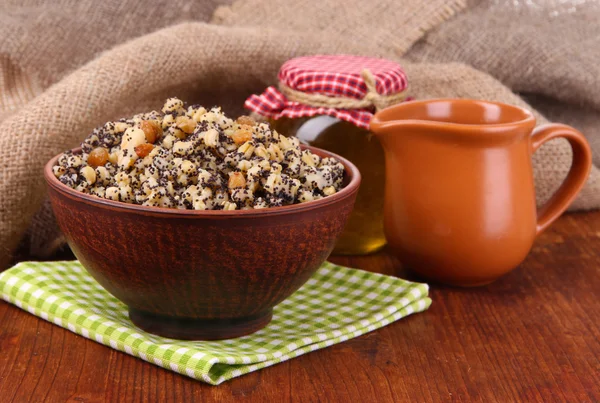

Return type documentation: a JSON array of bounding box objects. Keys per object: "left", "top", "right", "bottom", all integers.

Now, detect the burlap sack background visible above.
[{"left": 1, "top": 0, "right": 598, "bottom": 269}]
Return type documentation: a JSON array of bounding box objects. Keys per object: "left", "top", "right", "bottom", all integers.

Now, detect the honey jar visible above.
[{"left": 245, "top": 55, "right": 408, "bottom": 255}]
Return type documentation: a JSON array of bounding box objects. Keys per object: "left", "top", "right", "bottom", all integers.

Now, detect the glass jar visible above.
[
  {"left": 245, "top": 54, "right": 408, "bottom": 255},
  {"left": 271, "top": 115, "right": 386, "bottom": 255}
]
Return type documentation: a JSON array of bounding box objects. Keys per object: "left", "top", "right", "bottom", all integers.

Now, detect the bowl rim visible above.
[{"left": 44, "top": 144, "right": 362, "bottom": 218}]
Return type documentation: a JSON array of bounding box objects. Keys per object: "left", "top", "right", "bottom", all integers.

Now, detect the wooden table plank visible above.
[{"left": 0, "top": 212, "right": 599, "bottom": 402}]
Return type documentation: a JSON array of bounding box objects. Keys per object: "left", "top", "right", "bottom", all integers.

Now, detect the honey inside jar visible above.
[{"left": 271, "top": 116, "right": 386, "bottom": 255}]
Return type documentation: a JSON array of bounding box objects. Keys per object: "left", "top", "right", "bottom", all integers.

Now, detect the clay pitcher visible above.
[{"left": 370, "top": 99, "right": 592, "bottom": 286}]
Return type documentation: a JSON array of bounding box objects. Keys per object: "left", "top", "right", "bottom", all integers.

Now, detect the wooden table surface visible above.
[{"left": 1, "top": 211, "right": 599, "bottom": 402}]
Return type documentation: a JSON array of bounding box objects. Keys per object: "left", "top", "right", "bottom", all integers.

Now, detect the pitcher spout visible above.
[
  {"left": 369, "top": 118, "right": 404, "bottom": 137},
  {"left": 369, "top": 100, "right": 431, "bottom": 141},
  {"left": 369, "top": 108, "right": 415, "bottom": 144},
  {"left": 369, "top": 102, "right": 423, "bottom": 146}
]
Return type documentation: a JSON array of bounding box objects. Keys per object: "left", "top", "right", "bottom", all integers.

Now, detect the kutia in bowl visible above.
[{"left": 45, "top": 98, "right": 361, "bottom": 340}]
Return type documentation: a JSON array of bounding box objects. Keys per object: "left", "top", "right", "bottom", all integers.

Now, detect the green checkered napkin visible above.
[{"left": 0, "top": 260, "right": 431, "bottom": 385}]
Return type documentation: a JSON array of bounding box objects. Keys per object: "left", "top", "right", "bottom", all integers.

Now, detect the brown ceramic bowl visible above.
[{"left": 44, "top": 145, "right": 360, "bottom": 340}]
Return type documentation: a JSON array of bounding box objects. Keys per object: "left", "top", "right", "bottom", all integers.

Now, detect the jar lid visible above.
[{"left": 245, "top": 54, "right": 409, "bottom": 129}]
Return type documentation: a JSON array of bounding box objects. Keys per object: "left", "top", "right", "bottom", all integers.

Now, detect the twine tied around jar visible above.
[{"left": 277, "top": 69, "right": 408, "bottom": 111}]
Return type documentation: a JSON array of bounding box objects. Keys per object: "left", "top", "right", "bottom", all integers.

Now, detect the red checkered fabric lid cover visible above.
[{"left": 245, "top": 55, "right": 408, "bottom": 129}]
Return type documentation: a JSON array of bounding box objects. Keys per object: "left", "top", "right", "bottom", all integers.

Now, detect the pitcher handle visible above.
[{"left": 531, "top": 124, "right": 592, "bottom": 235}]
